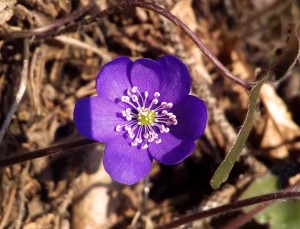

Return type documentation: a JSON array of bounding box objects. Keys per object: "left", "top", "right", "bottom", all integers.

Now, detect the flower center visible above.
[
  {"left": 115, "top": 86, "right": 178, "bottom": 149},
  {"left": 138, "top": 109, "right": 155, "bottom": 125}
]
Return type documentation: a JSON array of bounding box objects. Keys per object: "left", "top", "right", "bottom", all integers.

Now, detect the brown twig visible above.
[
  {"left": 32, "top": 0, "right": 96, "bottom": 34},
  {"left": 0, "top": 138, "right": 95, "bottom": 167},
  {"left": 126, "top": 0, "right": 251, "bottom": 90},
  {"left": 155, "top": 188, "right": 300, "bottom": 229},
  {"left": 220, "top": 202, "right": 270, "bottom": 229},
  {"left": 55, "top": 35, "right": 111, "bottom": 61},
  {"left": 0, "top": 0, "right": 96, "bottom": 39},
  {"left": 220, "top": 181, "right": 300, "bottom": 229}
]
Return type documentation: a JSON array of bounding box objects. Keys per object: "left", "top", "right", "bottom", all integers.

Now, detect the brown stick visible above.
[
  {"left": 0, "top": 138, "right": 96, "bottom": 167},
  {"left": 155, "top": 189, "right": 300, "bottom": 229}
]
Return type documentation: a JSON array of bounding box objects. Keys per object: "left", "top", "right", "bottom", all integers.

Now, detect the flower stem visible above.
[{"left": 124, "top": 0, "right": 252, "bottom": 90}]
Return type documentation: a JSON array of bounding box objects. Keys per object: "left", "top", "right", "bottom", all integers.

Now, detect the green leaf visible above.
[
  {"left": 210, "top": 24, "right": 299, "bottom": 189},
  {"left": 210, "top": 73, "right": 270, "bottom": 189},
  {"left": 240, "top": 174, "right": 300, "bottom": 229}
]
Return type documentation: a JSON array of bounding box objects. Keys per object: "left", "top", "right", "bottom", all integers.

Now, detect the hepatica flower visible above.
[{"left": 74, "top": 55, "right": 207, "bottom": 185}]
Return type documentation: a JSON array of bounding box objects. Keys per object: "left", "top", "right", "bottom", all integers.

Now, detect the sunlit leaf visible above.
[
  {"left": 210, "top": 73, "right": 270, "bottom": 189},
  {"left": 210, "top": 24, "right": 300, "bottom": 189},
  {"left": 240, "top": 174, "right": 300, "bottom": 229}
]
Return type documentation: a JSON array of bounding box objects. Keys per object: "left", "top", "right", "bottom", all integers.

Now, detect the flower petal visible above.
[
  {"left": 103, "top": 137, "right": 153, "bottom": 185},
  {"left": 96, "top": 56, "right": 132, "bottom": 103},
  {"left": 157, "top": 55, "right": 191, "bottom": 104},
  {"left": 149, "top": 133, "right": 195, "bottom": 165},
  {"left": 130, "top": 58, "right": 165, "bottom": 99},
  {"left": 74, "top": 96, "right": 127, "bottom": 142},
  {"left": 170, "top": 95, "right": 207, "bottom": 140}
]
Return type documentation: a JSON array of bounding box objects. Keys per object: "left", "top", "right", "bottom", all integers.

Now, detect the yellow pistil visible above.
[{"left": 138, "top": 109, "right": 156, "bottom": 125}]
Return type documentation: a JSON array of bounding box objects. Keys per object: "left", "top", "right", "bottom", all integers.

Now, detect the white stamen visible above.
[
  {"left": 169, "top": 115, "right": 176, "bottom": 119},
  {"left": 116, "top": 86, "right": 178, "bottom": 148},
  {"left": 121, "top": 96, "right": 130, "bottom": 102},
  {"left": 132, "top": 95, "right": 139, "bottom": 102},
  {"left": 162, "top": 110, "right": 168, "bottom": 115},
  {"left": 132, "top": 86, "right": 138, "bottom": 93},
  {"left": 142, "top": 143, "right": 148, "bottom": 149}
]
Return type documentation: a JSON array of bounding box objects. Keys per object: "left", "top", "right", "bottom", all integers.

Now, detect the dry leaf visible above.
[
  {"left": 261, "top": 84, "right": 300, "bottom": 138},
  {"left": 260, "top": 83, "right": 300, "bottom": 157},
  {"left": 171, "top": 0, "right": 197, "bottom": 31},
  {"left": 0, "top": 0, "right": 16, "bottom": 25}
]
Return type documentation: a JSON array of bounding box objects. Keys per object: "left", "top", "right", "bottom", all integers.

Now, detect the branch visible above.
[
  {"left": 0, "top": 138, "right": 95, "bottom": 167},
  {"left": 155, "top": 189, "right": 300, "bottom": 229},
  {"left": 126, "top": 0, "right": 251, "bottom": 90}
]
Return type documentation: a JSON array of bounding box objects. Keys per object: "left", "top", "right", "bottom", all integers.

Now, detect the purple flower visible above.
[{"left": 73, "top": 56, "right": 207, "bottom": 185}]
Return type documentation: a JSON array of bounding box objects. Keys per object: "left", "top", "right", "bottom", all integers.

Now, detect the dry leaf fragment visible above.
[
  {"left": 171, "top": 0, "right": 197, "bottom": 31},
  {"left": 0, "top": 0, "right": 16, "bottom": 25},
  {"left": 260, "top": 84, "right": 300, "bottom": 143}
]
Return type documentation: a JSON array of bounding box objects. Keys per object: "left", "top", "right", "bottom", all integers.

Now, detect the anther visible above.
[
  {"left": 152, "top": 99, "right": 158, "bottom": 104},
  {"left": 132, "top": 95, "right": 139, "bottom": 102},
  {"left": 132, "top": 86, "right": 138, "bottom": 93},
  {"left": 144, "top": 91, "right": 148, "bottom": 98},
  {"left": 125, "top": 126, "right": 131, "bottom": 131},
  {"left": 121, "top": 96, "right": 130, "bottom": 102},
  {"left": 167, "top": 103, "right": 173, "bottom": 108},
  {"left": 131, "top": 142, "right": 138, "bottom": 146},
  {"left": 162, "top": 110, "right": 168, "bottom": 115},
  {"left": 117, "top": 86, "right": 178, "bottom": 148},
  {"left": 129, "top": 132, "right": 135, "bottom": 139},
  {"left": 116, "top": 125, "right": 122, "bottom": 131},
  {"left": 142, "top": 143, "right": 148, "bottom": 149}
]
